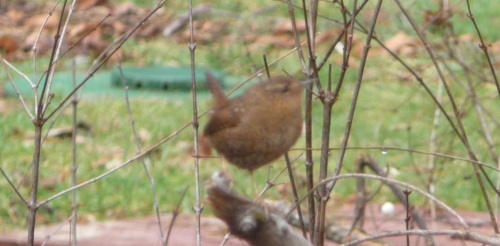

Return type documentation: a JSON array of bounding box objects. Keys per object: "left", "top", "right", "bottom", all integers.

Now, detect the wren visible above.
[{"left": 203, "top": 72, "right": 303, "bottom": 173}]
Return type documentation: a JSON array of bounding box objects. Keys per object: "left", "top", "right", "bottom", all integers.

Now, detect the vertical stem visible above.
[
  {"left": 465, "top": 0, "right": 500, "bottom": 96},
  {"left": 304, "top": 69, "right": 315, "bottom": 243},
  {"left": 28, "top": 122, "right": 43, "bottom": 246},
  {"left": 117, "top": 64, "right": 166, "bottom": 245},
  {"left": 313, "top": 65, "right": 335, "bottom": 246},
  {"left": 70, "top": 61, "right": 78, "bottom": 246},
  {"left": 188, "top": 1, "right": 203, "bottom": 245},
  {"left": 313, "top": 97, "right": 334, "bottom": 245},
  {"left": 404, "top": 190, "right": 412, "bottom": 246},
  {"left": 328, "top": 0, "right": 382, "bottom": 191},
  {"left": 284, "top": 153, "right": 307, "bottom": 238},
  {"left": 428, "top": 81, "right": 443, "bottom": 229}
]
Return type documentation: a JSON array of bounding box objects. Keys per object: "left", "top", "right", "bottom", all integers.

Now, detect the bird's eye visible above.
[{"left": 280, "top": 86, "right": 289, "bottom": 93}]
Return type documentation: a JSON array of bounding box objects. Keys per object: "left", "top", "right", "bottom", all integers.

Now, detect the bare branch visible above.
[
  {"left": 1, "top": 57, "right": 35, "bottom": 120},
  {"left": 0, "top": 166, "right": 29, "bottom": 208},
  {"left": 343, "top": 230, "right": 500, "bottom": 246}
]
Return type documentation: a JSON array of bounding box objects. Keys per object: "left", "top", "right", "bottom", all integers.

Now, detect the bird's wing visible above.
[{"left": 203, "top": 107, "right": 240, "bottom": 136}]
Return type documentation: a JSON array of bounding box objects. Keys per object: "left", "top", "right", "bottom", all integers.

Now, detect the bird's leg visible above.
[{"left": 250, "top": 171, "right": 258, "bottom": 198}]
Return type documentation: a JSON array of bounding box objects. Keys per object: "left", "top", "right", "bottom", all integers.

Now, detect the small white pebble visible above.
[{"left": 381, "top": 202, "right": 395, "bottom": 216}]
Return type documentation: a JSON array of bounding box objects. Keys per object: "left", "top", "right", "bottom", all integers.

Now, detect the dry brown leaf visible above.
[
  {"left": 0, "top": 35, "right": 19, "bottom": 54},
  {"left": 6, "top": 9, "right": 26, "bottom": 25},
  {"left": 76, "top": 0, "right": 107, "bottom": 10},
  {"left": 315, "top": 29, "right": 343, "bottom": 45},
  {"left": 273, "top": 19, "right": 306, "bottom": 34},
  {"left": 383, "top": 31, "right": 418, "bottom": 57},
  {"left": 253, "top": 34, "right": 295, "bottom": 49},
  {"left": 22, "top": 31, "right": 54, "bottom": 56},
  {"left": 111, "top": 2, "right": 139, "bottom": 17},
  {"left": 490, "top": 40, "right": 500, "bottom": 54},
  {"left": 459, "top": 34, "right": 475, "bottom": 43},
  {"left": 25, "top": 13, "right": 60, "bottom": 32}
]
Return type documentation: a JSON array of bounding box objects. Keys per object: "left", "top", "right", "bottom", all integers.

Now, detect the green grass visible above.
[{"left": 1, "top": 0, "right": 499, "bottom": 233}]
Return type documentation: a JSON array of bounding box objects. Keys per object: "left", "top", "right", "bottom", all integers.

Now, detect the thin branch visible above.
[
  {"left": 286, "top": 0, "right": 308, "bottom": 71},
  {"left": 38, "top": 120, "right": 192, "bottom": 207},
  {"left": 0, "top": 166, "right": 29, "bottom": 207},
  {"left": 41, "top": 214, "right": 75, "bottom": 246},
  {"left": 257, "top": 154, "right": 303, "bottom": 199},
  {"left": 117, "top": 63, "right": 165, "bottom": 245},
  {"left": 428, "top": 80, "right": 443, "bottom": 227},
  {"left": 284, "top": 153, "right": 307, "bottom": 238},
  {"left": 164, "top": 186, "right": 189, "bottom": 245},
  {"left": 288, "top": 173, "right": 469, "bottom": 230},
  {"left": 394, "top": 0, "right": 498, "bottom": 233},
  {"left": 45, "top": 0, "right": 169, "bottom": 121},
  {"left": 70, "top": 59, "right": 78, "bottom": 246},
  {"left": 32, "top": 0, "right": 61, "bottom": 113},
  {"left": 188, "top": 1, "right": 203, "bottom": 246},
  {"left": 43, "top": 0, "right": 79, "bottom": 109},
  {"left": 328, "top": 0, "right": 382, "bottom": 192},
  {"left": 291, "top": 146, "right": 500, "bottom": 172},
  {"left": 1, "top": 57, "right": 35, "bottom": 120},
  {"left": 465, "top": 0, "right": 500, "bottom": 96},
  {"left": 344, "top": 229, "right": 500, "bottom": 246},
  {"left": 38, "top": 0, "right": 68, "bottom": 116},
  {"left": 314, "top": 65, "right": 339, "bottom": 245}
]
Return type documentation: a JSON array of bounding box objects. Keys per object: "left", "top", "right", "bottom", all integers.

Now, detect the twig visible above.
[
  {"left": 300, "top": 0, "right": 322, "bottom": 92},
  {"left": 32, "top": 0, "right": 61, "bottom": 112},
  {"left": 41, "top": 214, "right": 75, "bottom": 246},
  {"left": 38, "top": 120, "right": 193, "bottom": 207},
  {"left": 48, "top": 13, "right": 111, "bottom": 71},
  {"left": 164, "top": 186, "right": 189, "bottom": 245},
  {"left": 28, "top": 120, "right": 44, "bottom": 246},
  {"left": 288, "top": 173, "right": 469, "bottom": 230},
  {"left": 288, "top": 1, "right": 318, "bottom": 237},
  {"left": 257, "top": 155, "right": 302, "bottom": 199},
  {"left": 0, "top": 166, "right": 29, "bottom": 207},
  {"left": 163, "top": 4, "right": 211, "bottom": 36},
  {"left": 38, "top": 0, "right": 68, "bottom": 116},
  {"left": 45, "top": 0, "right": 169, "bottom": 121},
  {"left": 70, "top": 59, "right": 78, "bottom": 246},
  {"left": 358, "top": 155, "right": 436, "bottom": 245},
  {"left": 315, "top": 64, "right": 340, "bottom": 245},
  {"left": 327, "top": 0, "right": 382, "bottom": 194},
  {"left": 0, "top": 57, "right": 35, "bottom": 120},
  {"left": 403, "top": 190, "right": 412, "bottom": 246},
  {"left": 43, "top": 0, "right": 78, "bottom": 109},
  {"left": 284, "top": 153, "right": 307, "bottom": 239},
  {"left": 428, "top": 80, "right": 443, "bottom": 227},
  {"left": 317, "top": 0, "right": 370, "bottom": 71},
  {"left": 188, "top": 1, "right": 203, "bottom": 246},
  {"left": 394, "top": 0, "right": 498, "bottom": 233},
  {"left": 465, "top": 0, "right": 500, "bottom": 96},
  {"left": 343, "top": 230, "right": 500, "bottom": 246},
  {"left": 117, "top": 63, "right": 165, "bottom": 245},
  {"left": 286, "top": 0, "right": 307, "bottom": 71}
]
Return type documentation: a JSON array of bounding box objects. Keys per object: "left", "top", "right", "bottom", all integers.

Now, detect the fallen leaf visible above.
[
  {"left": 76, "top": 0, "right": 108, "bottom": 10},
  {"left": 383, "top": 31, "right": 418, "bottom": 57},
  {"left": 25, "top": 13, "right": 61, "bottom": 32},
  {"left": 0, "top": 35, "right": 18, "bottom": 54},
  {"left": 273, "top": 19, "right": 306, "bottom": 34}
]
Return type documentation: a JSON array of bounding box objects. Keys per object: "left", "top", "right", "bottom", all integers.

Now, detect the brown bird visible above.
[{"left": 203, "top": 72, "right": 303, "bottom": 174}]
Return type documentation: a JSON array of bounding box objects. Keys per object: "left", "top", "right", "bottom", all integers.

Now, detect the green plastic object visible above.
[
  {"left": 110, "top": 66, "right": 224, "bottom": 91},
  {"left": 3, "top": 66, "right": 224, "bottom": 99}
]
